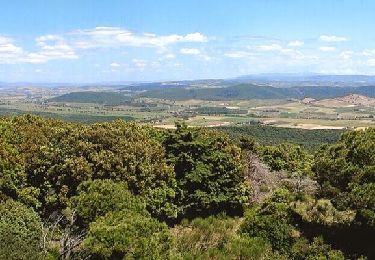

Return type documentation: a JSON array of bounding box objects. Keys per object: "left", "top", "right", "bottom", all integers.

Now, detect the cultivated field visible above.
[{"left": 0, "top": 91, "right": 374, "bottom": 129}]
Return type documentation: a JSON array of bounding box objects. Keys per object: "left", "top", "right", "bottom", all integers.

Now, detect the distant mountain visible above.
[
  {"left": 140, "top": 84, "right": 375, "bottom": 100},
  {"left": 121, "top": 79, "right": 226, "bottom": 91},
  {"left": 235, "top": 74, "right": 375, "bottom": 85},
  {"left": 49, "top": 91, "right": 131, "bottom": 105},
  {"left": 235, "top": 73, "right": 320, "bottom": 81}
]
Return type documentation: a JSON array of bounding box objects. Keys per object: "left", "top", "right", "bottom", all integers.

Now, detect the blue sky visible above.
[{"left": 1, "top": 0, "right": 375, "bottom": 82}]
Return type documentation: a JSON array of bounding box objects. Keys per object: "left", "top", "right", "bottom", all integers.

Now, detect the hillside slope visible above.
[
  {"left": 140, "top": 84, "right": 375, "bottom": 100},
  {"left": 49, "top": 91, "right": 131, "bottom": 105}
]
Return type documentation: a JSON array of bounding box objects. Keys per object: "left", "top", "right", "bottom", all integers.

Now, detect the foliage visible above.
[
  {"left": 311, "top": 128, "right": 375, "bottom": 258},
  {"left": 71, "top": 179, "right": 147, "bottom": 224},
  {"left": 240, "top": 189, "right": 296, "bottom": 253},
  {"left": 313, "top": 128, "right": 375, "bottom": 225},
  {"left": 217, "top": 124, "right": 344, "bottom": 151},
  {"left": 291, "top": 237, "right": 345, "bottom": 260},
  {"left": 172, "top": 216, "right": 275, "bottom": 260},
  {"left": 141, "top": 84, "right": 375, "bottom": 100},
  {"left": 0, "top": 115, "right": 374, "bottom": 259},
  {"left": 49, "top": 91, "right": 132, "bottom": 105},
  {"left": 350, "top": 183, "right": 375, "bottom": 226},
  {"left": 83, "top": 209, "right": 172, "bottom": 259},
  {"left": 240, "top": 189, "right": 347, "bottom": 259},
  {"left": 192, "top": 106, "right": 248, "bottom": 115},
  {"left": 0, "top": 107, "right": 135, "bottom": 123},
  {"left": 0, "top": 200, "right": 43, "bottom": 260},
  {"left": 164, "top": 123, "right": 250, "bottom": 219},
  {"left": 292, "top": 198, "right": 355, "bottom": 226},
  {"left": 0, "top": 122, "right": 26, "bottom": 202},
  {"left": 260, "top": 143, "right": 312, "bottom": 174},
  {"left": 173, "top": 216, "right": 239, "bottom": 257},
  {"left": 0, "top": 115, "right": 177, "bottom": 219}
]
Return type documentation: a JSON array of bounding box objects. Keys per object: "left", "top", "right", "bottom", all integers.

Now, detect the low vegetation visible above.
[{"left": 0, "top": 115, "right": 374, "bottom": 259}]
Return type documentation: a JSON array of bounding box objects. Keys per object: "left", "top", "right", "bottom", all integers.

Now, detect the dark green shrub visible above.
[{"left": 0, "top": 200, "right": 43, "bottom": 260}]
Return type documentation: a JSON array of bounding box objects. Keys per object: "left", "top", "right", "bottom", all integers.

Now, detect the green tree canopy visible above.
[
  {"left": 83, "top": 210, "right": 172, "bottom": 259},
  {"left": 164, "top": 123, "right": 250, "bottom": 219},
  {"left": 313, "top": 128, "right": 375, "bottom": 226},
  {"left": 71, "top": 179, "right": 147, "bottom": 225},
  {"left": 0, "top": 200, "right": 43, "bottom": 260}
]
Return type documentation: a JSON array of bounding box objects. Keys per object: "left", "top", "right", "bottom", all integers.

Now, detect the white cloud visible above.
[
  {"left": 164, "top": 54, "right": 175, "bottom": 59},
  {"left": 33, "top": 34, "right": 78, "bottom": 61},
  {"left": 0, "top": 36, "right": 25, "bottom": 63},
  {"left": 288, "top": 40, "right": 304, "bottom": 47},
  {"left": 258, "top": 44, "right": 283, "bottom": 51},
  {"left": 180, "top": 48, "right": 201, "bottom": 55},
  {"left": 279, "top": 48, "right": 305, "bottom": 59},
  {"left": 36, "top": 35, "right": 65, "bottom": 46},
  {"left": 318, "top": 46, "right": 336, "bottom": 52},
  {"left": 179, "top": 48, "right": 212, "bottom": 61},
  {"left": 225, "top": 51, "right": 247, "bottom": 58},
  {"left": 367, "top": 59, "right": 375, "bottom": 66},
  {"left": 71, "top": 27, "right": 208, "bottom": 49},
  {"left": 200, "top": 54, "right": 212, "bottom": 62},
  {"left": 183, "top": 32, "right": 208, "bottom": 42},
  {"left": 339, "top": 50, "right": 354, "bottom": 59},
  {"left": 0, "top": 43, "right": 23, "bottom": 54},
  {"left": 250, "top": 43, "right": 305, "bottom": 60},
  {"left": 0, "top": 34, "right": 78, "bottom": 64},
  {"left": 0, "top": 36, "right": 12, "bottom": 44},
  {"left": 361, "top": 49, "right": 375, "bottom": 57},
  {"left": 110, "top": 62, "right": 121, "bottom": 67},
  {"left": 132, "top": 58, "right": 147, "bottom": 68},
  {"left": 319, "top": 35, "right": 347, "bottom": 42},
  {"left": 0, "top": 27, "right": 208, "bottom": 64},
  {"left": 224, "top": 51, "right": 257, "bottom": 58},
  {"left": 23, "top": 42, "right": 78, "bottom": 63}
]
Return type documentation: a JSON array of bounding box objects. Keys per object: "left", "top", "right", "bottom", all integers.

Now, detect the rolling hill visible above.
[
  {"left": 315, "top": 94, "right": 375, "bottom": 107},
  {"left": 48, "top": 91, "right": 132, "bottom": 105},
  {"left": 139, "top": 84, "right": 375, "bottom": 101}
]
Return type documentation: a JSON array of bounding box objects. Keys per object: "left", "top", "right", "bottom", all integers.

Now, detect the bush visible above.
[
  {"left": 240, "top": 189, "right": 296, "bottom": 254},
  {"left": 260, "top": 143, "right": 312, "bottom": 174},
  {"left": 172, "top": 216, "right": 275, "bottom": 259},
  {"left": 164, "top": 123, "right": 250, "bottom": 219},
  {"left": 71, "top": 179, "right": 147, "bottom": 224},
  {"left": 84, "top": 210, "right": 172, "bottom": 259},
  {"left": 291, "top": 237, "right": 345, "bottom": 260},
  {"left": 0, "top": 200, "right": 43, "bottom": 260}
]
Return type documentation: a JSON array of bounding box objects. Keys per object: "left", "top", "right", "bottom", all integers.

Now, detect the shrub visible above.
[
  {"left": 84, "top": 210, "right": 172, "bottom": 259},
  {"left": 71, "top": 179, "right": 147, "bottom": 224},
  {"left": 0, "top": 200, "right": 43, "bottom": 260}
]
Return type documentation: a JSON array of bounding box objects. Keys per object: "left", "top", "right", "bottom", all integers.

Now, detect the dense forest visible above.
[
  {"left": 0, "top": 107, "right": 135, "bottom": 123},
  {"left": 49, "top": 92, "right": 132, "bottom": 106},
  {"left": 0, "top": 115, "right": 374, "bottom": 259},
  {"left": 216, "top": 125, "right": 344, "bottom": 151},
  {"left": 140, "top": 84, "right": 375, "bottom": 100}
]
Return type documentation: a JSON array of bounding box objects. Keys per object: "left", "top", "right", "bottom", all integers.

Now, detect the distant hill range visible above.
[
  {"left": 46, "top": 74, "right": 375, "bottom": 102},
  {"left": 50, "top": 85, "right": 375, "bottom": 103},
  {"left": 235, "top": 73, "right": 375, "bottom": 86},
  {"left": 139, "top": 84, "right": 375, "bottom": 100},
  {"left": 48, "top": 91, "right": 131, "bottom": 105},
  {"left": 121, "top": 79, "right": 227, "bottom": 91}
]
